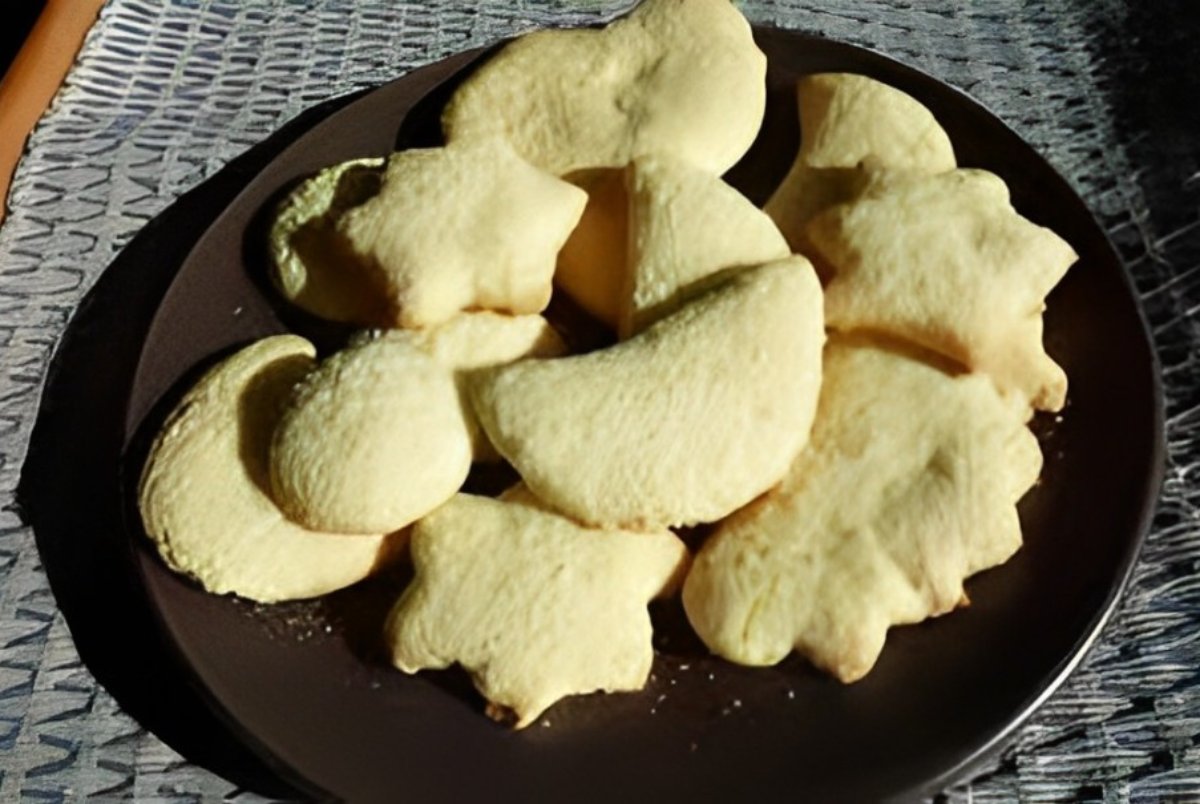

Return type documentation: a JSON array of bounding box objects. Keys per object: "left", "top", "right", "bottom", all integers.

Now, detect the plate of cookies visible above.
[{"left": 88, "top": 0, "right": 1163, "bottom": 800}]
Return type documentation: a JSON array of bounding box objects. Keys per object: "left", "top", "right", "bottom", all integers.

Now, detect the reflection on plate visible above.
[{"left": 28, "top": 28, "right": 1162, "bottom": 802}]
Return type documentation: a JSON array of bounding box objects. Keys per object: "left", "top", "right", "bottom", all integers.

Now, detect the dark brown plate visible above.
[{"left": 22, "top": 27, "right": 1163, "bottom": 803}]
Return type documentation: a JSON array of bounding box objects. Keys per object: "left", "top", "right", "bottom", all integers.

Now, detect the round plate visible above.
[{"left": 22, "top": 27, "right": 1163, "bottom": 803}]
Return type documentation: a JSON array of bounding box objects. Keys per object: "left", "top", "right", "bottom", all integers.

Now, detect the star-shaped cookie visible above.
[
  {"left": 337, "top": 136, "right": 586, "bottom": 329},
  {"left": 806, "top": 168, "right": 1077, "bottom": 410},
  {"left": 385, "top": 492, "right": 689, "bottom": 727}
]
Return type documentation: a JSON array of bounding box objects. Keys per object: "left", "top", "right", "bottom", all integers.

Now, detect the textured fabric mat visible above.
[{"left": 1, "top": 1, "right": 1197, "bottom": 801}]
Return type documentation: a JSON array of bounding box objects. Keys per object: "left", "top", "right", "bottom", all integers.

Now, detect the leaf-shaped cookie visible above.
[
  {"left": 765, "top": 72, "right": 956, "bottom": 255},
  {"left": 385, "top": 492, "right": 689, "bottom": 728},
  {"left": 806, "top": 169, "right": 1077, "bottom": 411},
  {"left": 442, "top": 0, "right": 765, "bottom": 176},
  {"left": 682, "top": 338, "right": 1042, "bottom": 682},
  {"left": 337, "top": 136, "right": 586, "bottom": 329},
  {"left": 138, "top": 336, "right": 400, "bottom": 603}
]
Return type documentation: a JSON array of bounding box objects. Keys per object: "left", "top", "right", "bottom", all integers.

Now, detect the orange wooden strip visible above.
[{"left": 0, "top": 0, "right": 107, "bottom": 226}]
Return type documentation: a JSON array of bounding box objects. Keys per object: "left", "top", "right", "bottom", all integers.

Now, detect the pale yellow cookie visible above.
[
  {"left": 555, "top": 168, "right": 628, "bottom": 330},
  {"left": 337, "top": 136, "right": 587, "bottom": 329},
  {"left": 793, "top": 72, "right": 956, "bottom": 171},
  {"left": 385, "top": 492, "right": 689, "bottom": 728},
  {"left": 620, "top": 153, "right": 791, "bottom": 338},
  {"left": 495, "top": 482, "right": 690, "bottom": 599},
  {"left": 442, "top": 0, "right": 766, "bottom": 176},
  {"left": 806, "top": 168, "right": 1077, "bottom": 410},
  {"left": 682, "top": 338, "right": 1041, "bottom": 682},
  {"left": 392, "top": 312, "right": 567, "bottom": 460},
  {"left": 269, "top": 334, "right": 472, "bottom": 534},
  {"left": 470, "top": 258, "right": 825, "bottom": 530},
  {"left": 765, "top": 73, "right": 956, "bottom": 253},
  {"left": 268, "top": 158, "right": 391, "bottom": 326},
  {"left": 138, "top": 335, "right": 399, "bottom": 603}
]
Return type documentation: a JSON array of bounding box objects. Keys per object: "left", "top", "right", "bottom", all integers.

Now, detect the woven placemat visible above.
[{"left": 1, "top": 1, "right": 1197, "bottom": 800}]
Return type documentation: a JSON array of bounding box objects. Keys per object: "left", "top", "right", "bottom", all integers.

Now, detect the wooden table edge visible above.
[{"left": 0, "top": 0, "right": 108, "bottom": 227}]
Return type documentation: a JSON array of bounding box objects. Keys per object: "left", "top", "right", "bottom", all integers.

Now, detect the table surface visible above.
[{"left": 1, "top": 1, "right": 1198, "bottom": 801}]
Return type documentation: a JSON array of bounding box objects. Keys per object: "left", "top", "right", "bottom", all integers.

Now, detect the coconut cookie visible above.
[
  {"left": 806, "top": 168, "right": 1078, "bottom": 410},
  {"left": 269, "top": 334, "right": 472, "bottom": 535},
  {"left": 385, "top": 492, "right": 689, "bottom": 728},
  {"left": 268, "top": 157, "right": 390, "bottom": 326},
  {"left": 337, "top": 136, "right": 586, "bottom": 329},
  {"left": 442, "top": 0, "right": 766, "bottom": 176},
  {"left": 682, "top": 338, "right": 1042, "bottom": 682},
  {"left": 471, "top": 258, "right": 825, "bottom": 530},
  {"left": 765, "top": 72, "right": 956, "bottom": 254},
  {"left": 620, "top": 153, "right": 791, "bottom": 338},
  {"left": 137, "top": 335, "right": 400, "bottom": 603}
]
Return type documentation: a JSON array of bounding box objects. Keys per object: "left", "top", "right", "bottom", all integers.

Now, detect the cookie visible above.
[
  {"left": 806, "top": 168, "right": 1077, "bottom": 410},
  {"left": 765, "top": 73, "right": 956, "bottom": 255},
  {"left": 442, "top": 0, "right": 766, "bottom": 176},
  {"left": 269, "top": 334, "right": 472, "bottom": 534},
  {"left": 385, "top": 492, "right": 689, "bottom": 727},
  {"left": 138, "top": 335, "right": 400, "bottom": 603},
  {"left": 337, "top": 136, "right": 586, "bottom": 328},
  {"left": 385, "top": 312, "right": 567, "bottom": 461},
  {"left": 268, "top": 157, "right": 390, "bottom": 325},
  {"left": 682, "top": 337, "right": 1041, "bottom": 681},
  {"left": 620, "top": 153, "right": 790, "bottom": 337},
  {"left": 554, "top": 168, "right": 629, "bottom": 329},
  {"left": 470, "top": 258, "right": 824, "bottom": 529}
]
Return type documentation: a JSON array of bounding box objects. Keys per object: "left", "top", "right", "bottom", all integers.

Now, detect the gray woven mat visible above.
[{"left": 1, "top": 1, "right": 1197, "bottom": 800}]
